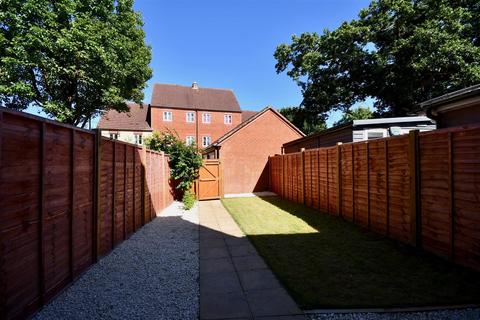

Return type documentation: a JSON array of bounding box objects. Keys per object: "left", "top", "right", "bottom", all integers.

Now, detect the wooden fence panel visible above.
[
  {"left": 327, "top": 147, "right": 337, "bottom": 215},
  {"left": 311, "top": 150, "right": 320, "bottom": 210},
  {"left": 99, "top": 140, "right": 114, "bottom": 255},
  {"left": 451, "top": 128, "right": 480, "bottom": 270},
  {"left": 419, "top": 132, "right": 450, "bottom": 257},
  {"left": 387, "top": 136, "right": 411, "bottom": 243},
  {"left": 353, "top": 143, "right": 368, "bottom": 226},
  {"left": 341, "top": 145, "right": 354, "bottom": 221},
  {"left": 0, "top": 109, "right": 174, "bottom": 319},
  {"left": 134, "top": 148, "right": 143, "bottom": 229},
  {"left": 318, "top": 149, "right": 328, "bottom": 212},
  {"left": 114, "top": 143, "right": 125, "bottom": 246},
  {"left": 368, "top": 139, "right": 387, "bottom": 235},
  {"left": 0, "top": 112, "right": 42, "bottom": 318},
  {"left": 304, "top": 151, "right": 312, "bottom": 207},
  {"left": 43, "top": 124, "right": 72, "bottom": 300},
  {"left": 72, "top": 131, "right": 94, "bottom": 276},
  {"left": 267, "top": 124, "right": 480, "bottom": 272}
]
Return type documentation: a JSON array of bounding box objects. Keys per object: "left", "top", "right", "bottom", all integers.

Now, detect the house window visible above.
[
  {"left": 202, "top": 136, "right": 211, "bottom": 147},
  {"left": 109, "top": 132, "right": 119, "bottom": 140},
  {"left": 134, "top": 134, "right": 143, "bottom": 145},
  {"left": 224, "top": 114, "right": 232, "bottom": 124},
  {"left": 163, "top": 111, "right": 173, "bottom": 121},
  {"left": 186, "top": 112, "right": 195, "bottom": 123},
  {"left": 186, "top": 136, "right": 195, "bottom": 146},
  {"left": 364, "top": 129, "right": 387, "bottom": 140},
  {"left": 202, "top": 113, "right": 211, "bottom": 124}
]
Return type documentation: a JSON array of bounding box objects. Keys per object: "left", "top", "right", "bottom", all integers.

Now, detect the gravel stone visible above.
[
  {"left": 307, "top": 308, "right": 480, "bottom": 320},
  {"left": 34, "top": 202, "right": 199, "bottom": 320}
]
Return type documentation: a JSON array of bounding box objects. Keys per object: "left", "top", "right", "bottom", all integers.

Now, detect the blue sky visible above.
[
  {"left": 135, "top": 0, "right": 372, "bottom": 126},
  {"left": 28, "top": 0, "right": 373, "bottom": 127}
]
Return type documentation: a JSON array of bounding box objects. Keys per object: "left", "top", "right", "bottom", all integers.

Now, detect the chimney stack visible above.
[{"left": 192, "top": 81, "right": 199, "bottom": 90}]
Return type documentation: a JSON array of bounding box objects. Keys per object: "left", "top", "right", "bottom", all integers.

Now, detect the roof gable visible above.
[
  {"left": 206, "top": 107, "right": 304, "bottom": 149},
  {"left": 151, "top": 83, "right": 241, "bottom": 112},
  {"left": 97, "top": 102, "right": 151, "bottom": 131}
]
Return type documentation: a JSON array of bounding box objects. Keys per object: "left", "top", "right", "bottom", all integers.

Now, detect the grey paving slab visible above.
[
  {"left": 200, "top": 257, "right": 236, "bottom": 274},
  {"left": 201, "top": 245, "right": 230, "bottom": 260},
  {"left": 230, "top": 244, "right": 257, "bottom": 257},
  {"left": 232, "top": 255, "right": 269, "bottom": 271},
  {"left": 200, "top": 271, "right": 243, "bottom": 294},
  {"left": 238, "top": 269, "right": 283, "bottom": 291},
  {"left": 200, "top": 291, "right": 251, "bottom": 319},
  {"left": 199, "top": 200, "right": 305, "bottom": 320},
  {"left": 246, "top": 288, "right": 302, "bottom": 317}
]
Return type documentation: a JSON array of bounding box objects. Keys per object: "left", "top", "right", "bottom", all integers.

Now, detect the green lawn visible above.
[{"left": 221, "top": 196, "right": 480, "bottom": 309}]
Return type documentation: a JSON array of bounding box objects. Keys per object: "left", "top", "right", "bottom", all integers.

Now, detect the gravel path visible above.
[
  {"left": 34, "top": 202, "right": 199, "bottom": 320},
  {"left": 307, "top": 308, "right": 480, "bottom": 320}
]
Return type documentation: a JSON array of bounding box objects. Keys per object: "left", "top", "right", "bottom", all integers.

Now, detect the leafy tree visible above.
[
  {"left": 334, "top": 106, "right": 373, "bottom": 126},
  {"left": 0, "top": 0, "right": 152, "bottom": 127},
  {"left": 279, "top": 106, "right": 326, "bottom": 134},
  {"left": 274, "top": 0, "right": 480, "bottom": 118},
  {"left": 145, "top": 131, "right": 203, "bottom": 196}
]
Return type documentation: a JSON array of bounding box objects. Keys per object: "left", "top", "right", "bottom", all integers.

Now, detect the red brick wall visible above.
[
  {"left": 150, "top": 107, "right": 241, "bottom": 145},
  {"left": 219, "top": 110, "right": 303, "bottom": 194}
]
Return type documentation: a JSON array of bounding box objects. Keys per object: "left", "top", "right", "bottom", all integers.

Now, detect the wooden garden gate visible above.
[{"left": 197, "top": 159, "right": 222, "bottom": 200}]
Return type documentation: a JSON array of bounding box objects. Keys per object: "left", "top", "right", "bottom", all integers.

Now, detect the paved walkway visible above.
[{"left": 199, "top": 200, "right": 305, "bottom": 320}]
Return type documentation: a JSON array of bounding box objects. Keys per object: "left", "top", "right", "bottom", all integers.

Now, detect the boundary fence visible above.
[
  {"left": 269, "top": 126, "right": 480, "bottom": 272},
  {"left": 0, "top": 108, "right": 173, "bottom": 319}
]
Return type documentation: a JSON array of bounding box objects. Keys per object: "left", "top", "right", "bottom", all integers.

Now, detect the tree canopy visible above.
[
  {"left": 279, "top": 106, "right": 326, "bottom": 134},
  {"left": 334, "top": 106, "right": 373, "bottom": 126},
  {"left": 0, "top": 0, "right": 152, "bottom": 127},
  {"left": 274, "top": 0, "right": 480, "bottom": 119}
]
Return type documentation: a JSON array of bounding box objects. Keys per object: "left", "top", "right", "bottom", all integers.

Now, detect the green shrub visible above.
[
  {"left": 182, "top": 190, "right": 196, "bottom": 210},
  {"left": 144, "top": 131, "right": 203, "bottom": 196}
]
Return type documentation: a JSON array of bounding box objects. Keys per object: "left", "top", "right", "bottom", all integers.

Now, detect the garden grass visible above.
[{"left": 221, "top": 196, "right": 480, "bottom": 309}]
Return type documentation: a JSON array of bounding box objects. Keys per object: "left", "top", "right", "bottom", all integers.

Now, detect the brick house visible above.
[
  {"left": 149, "top": 82, "right": 242, "bottom": 147},
  {"left": 97, "top": 102, "right": 152, "bottom": 145},
  {"left": 203, "top": 107, "right": 304, "bottom": 195}
]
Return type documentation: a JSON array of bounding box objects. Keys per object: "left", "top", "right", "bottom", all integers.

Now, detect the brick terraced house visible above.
[
  {"left": 149, "top": 82, "right": 242, "bottom": 147},
  {"left": 97, "top": 102, "right": 152, "bottom": 145}
]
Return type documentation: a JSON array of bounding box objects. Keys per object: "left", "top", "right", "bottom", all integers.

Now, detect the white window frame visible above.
[
  {"left": 186, "top": 112, "right": 195, "bottom": 123},
  {"left": 186, "top": 136, "right": 195, "bottom": 146},
  {"left": 109, "top": 132, "right": 119, "bottom": 140},
  {"left": 224, "top": 114, "right": 232, "bottom": 124},
  {"left": 202, "top": 112, "right": 211, "bottom": 124},
  {"left": 134, "top": 133, "right": 143, "bottom": 145},
  {"left": 202, "top": 136, "right": 211, "bottom": 147},
  {"left": 163, "top": 111, "right": 173, "bottom": 122},
  {"left": 363, "top": 128, "right": 388, "bottom": 140}
]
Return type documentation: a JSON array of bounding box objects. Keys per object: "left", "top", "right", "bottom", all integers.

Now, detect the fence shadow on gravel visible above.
[{"left": 0, "top": 108, "right": 174, "bottom": 319}]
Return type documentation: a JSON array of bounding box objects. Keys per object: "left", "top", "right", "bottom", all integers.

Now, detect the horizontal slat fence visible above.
[
  {"left": 269, "top": 126, "right": 480, "bottom": 272},
  {"left": 0, "top": 108, "right": 174, "bottom": 319}
]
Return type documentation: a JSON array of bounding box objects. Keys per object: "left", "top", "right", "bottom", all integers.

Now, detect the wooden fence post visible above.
[
  {"left": 366, "top": 142, "right": 370, "bottom": 228},
  {"left": 300, "top": 149, "right": 306, "bottom": 205},
  {"left": 409, "top": 130, "right": 421, "bottom": 247},
  {"left": 111, "top": 141, "right": 116, "bottom": 248},
  {"left": 39, "top": 122, "right": 46, "bottom": 306},
  {"left": 69, "top": 130, "right": 75, "bottom": 281},
  {"left": 132, "top": 146, "right": 136, "bottom": 232},
  {"left": 351, "top": 144, "right": 355, "bottom": 223},
  {"left": 94, "top": 129, "right": 102, "bottom": 261},
  {"left": 336, "top": 143, "right": 342, "bottom": 217},
  {"left": 448, "top": 132, "right": 455, "bottom": 260},
  {"left": 123, "top": 144, "right": 127, "bottom": 240},
  {"left": 281, "top": 155, "right": 285, "bottom": 199},
  {"left": 385, "top": 139, "right": 390, "bottom": 236}
]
